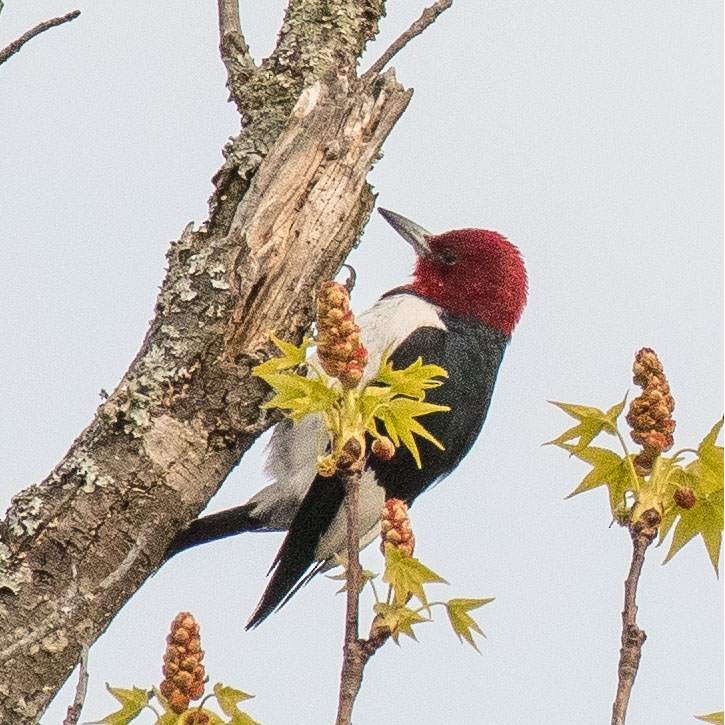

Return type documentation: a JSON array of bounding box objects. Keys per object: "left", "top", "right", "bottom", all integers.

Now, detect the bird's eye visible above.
[{"left": 439, "top": 248, "right": 457, "bottom": 265}]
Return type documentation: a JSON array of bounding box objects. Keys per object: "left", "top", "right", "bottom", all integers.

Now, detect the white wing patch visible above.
[{"left": 248, "top": 293, "right": 445, "bottom": 546}]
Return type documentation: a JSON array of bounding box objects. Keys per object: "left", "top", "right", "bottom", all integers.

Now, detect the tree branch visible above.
[
  {"left": 0, "top": 10, "right": 80, "bottom": 67},
  {"left": 62, "top": 644, "right": 89, "bottom": 725},
  {"left": 362, "top": 0, "right": 452, "bottom": 80},
  {"left": 0, "top": 0, "right": 457, "bottom": 717},
  {"left": 611, "top": 509, "right": 660, "bottom": 725},
  {"left": 217, "top": 0, "right": 257, "bottom": 112},
  {"left": 336, "top": 468, "right": 364, "bottom": 725}
]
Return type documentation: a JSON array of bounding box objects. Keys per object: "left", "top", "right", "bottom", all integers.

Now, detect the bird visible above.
[{"left": 164, "top": 207, "right": 528, "bottom": 628}]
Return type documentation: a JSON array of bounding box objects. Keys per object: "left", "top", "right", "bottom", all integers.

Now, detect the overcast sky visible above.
[{"left": 1, "top": 2, "right": 722, "bottom": 724}]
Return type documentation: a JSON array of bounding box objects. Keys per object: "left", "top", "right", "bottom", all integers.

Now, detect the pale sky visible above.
[{"left": 1, "top": 2, "right": 722, "bottom": 724}]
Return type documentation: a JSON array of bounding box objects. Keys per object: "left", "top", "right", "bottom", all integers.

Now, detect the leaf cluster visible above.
[
  {"left": 549, "top": 399, "right": 723, "bottom": 572},
  {"left": 91, "top": 682, "right": 260, "bottom": 725},
  {"left": 363, "top": 544, "right": 494, "bottom": 651},
  {"left": 253, "top": 336, "right": 450, "bottom": 470}
]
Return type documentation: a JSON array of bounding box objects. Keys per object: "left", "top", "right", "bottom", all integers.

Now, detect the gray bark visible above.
[{"left": 0, "top": 0, "right": 439, "bottom": 719}]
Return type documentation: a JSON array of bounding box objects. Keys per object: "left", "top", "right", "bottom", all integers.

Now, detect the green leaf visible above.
[
  {"left": 445, "top": 597, "right": 494, "bottom": 651},
  {"left": 252, "top": 334, "right": 312, "bottom": 377},
  {"left": 548, "top": 397, "right": 626, "bottom": 452},
  {"left": 695, "top": 419, "right": 724, "bottom": 494},
  {"left": 373, "top": 602, "right": 429, "bottom": 643},
  {"left": 213, "top": 683, "right": 259, "bottom": 724},
  {"left": 383, "top": 544, "right": 447, "bottom": 606},
  {"left": 258, "top": 373, "right": 337, "bottom": 422},
  {"left": 562, "top": 445, "right": 637, "bottom": 515},
  {"left": 661, "top": 422, "right": 723, "bottom": 573},
  {"left": 695, "top": 713, "right": 724, "bottom": 724},
  {"left": 375, "top": 397, "right": 449, "bottom": 468},
  {"left": 87, "top": 685, "right": 150, "bottom": 725},
  {"left": 375, "top": 356, "right": 448, "bottom": 400},
  {"left": 327, "top": 564, "right": 377, "bottom": 594}
]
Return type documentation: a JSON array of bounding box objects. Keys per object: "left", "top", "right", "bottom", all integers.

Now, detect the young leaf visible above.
[
  {"left": 213, "top": 683, "right": 259, "bottom": 724},
  {"left": 251, "top": 334, "right": 312, "bottom": 377},
  {"left": 662, "top": 489, "right": 723, "bottom": 573},
  {"left": 383, "top": 544, "right": 447, "bottom": 606},
  {"left": 375, "top": 397, "right": 449, "bottom": 468},
  {"left": 548, "top": 397, "right": 626, "bottom": 452},
  {"left": 445, "top": 597, "right": 494, "bottom": 651},
  {"left": 562, "top": 445, "right": 637, "bottom": 514},
  {"left": 88, "top": 685, "right": 150, "bottom": 725},
  {"left": 258, "top": 373, "right": 337, "bottom": 422},
  {"left": 375, "top": 356, "right": 448, "bottom": 400},
  {"left": 695, "top": 713, "right": 724, "bottom": 724},
  {"left": 327, "top": 566, "right": 377, "bottom": 594},
  {"left": 373, "top": 602, "right": 429, "bottom": 643},
  {"left": 661, "top": 422, "right": 723, "bottom": 572}
]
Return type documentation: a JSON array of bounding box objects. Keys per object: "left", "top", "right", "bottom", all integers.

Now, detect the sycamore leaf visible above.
[
  {"left": 661, "top": 422, "right": 723, "bottom": 573},
  {"left": 548, "top": 397, "right": 626, "bottom": 452},
  {"left": 662, "top": 489, "right": 723, "bottom": 573},
  {"left": 375, "top": 356, "right": 448, "bottom": 400},
  {"left": 251, "top": 334, "right": 312, "bottom": 377},
  {"left": 695, "top": 419, "right": 724, "bottom": 494},
  {"left": 258, "top": 373, "right": 337, "bottom": 422},
  {"left": 383, "top": 544, "right": 447, "bottom": 606},
  {"left": 695, "top": 713, "right": 724, "bottom": 724},
  {"left": 375, "top": 397, "right": 449, "bottom": 468},
  {"left": 213, "top": 683, "right": 259, "bottom": 725},
  {"left": 373, "top": 602, "right": 429, "bottom": 643},
  {"left": 446, "top": 597, "right": 494, "bottom": 651},
  {"left": 327, "top": 565, "right": 377, "bottom": 594},
  {"left": 88, "top": 685, "right": 150, "bottom": 725},
  {"left": 562, "top": 444, "right": 638, "bottom": 515}
]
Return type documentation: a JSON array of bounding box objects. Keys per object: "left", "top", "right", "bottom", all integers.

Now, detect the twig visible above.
[
  {"left": 362, "top": 0, "right": 453, "bottom": 80},
  {"left": 62, "top": 644, "right": 89, "bottom": 725},
  {"left": 0, "top": 10, "right": 80, "bottom": 67},
  {"left": 611, "top": 509, "right": 660, "bottom": 725},
  {"left": 216, "top": 0, "right": 256, "bottom": 109},
  {"left": 336, "top": 468, "right": 364, "bottom": 725},
  {"left": 335, "top": 467, "right": 394, "bottom": 725}
]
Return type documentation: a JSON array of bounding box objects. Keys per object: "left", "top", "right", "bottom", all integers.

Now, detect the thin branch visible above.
[
  {"left": 362, "top": 0, "right": 453, "bottom": 80},
  {"left": 0, "top": 10, "right": 80, "bottom": 67},
  {"left": 336, "top": 468, "right": 364, "bottom": 725},
  {"left": 62, "top": 644, "right": 89, "bottom": 725},
  {"left": 217, "top": 0, "right": 256, "bottom": 111},
  {"left": 335, "top": 467, "right": 394, "bottom": 725},
  {"left": 611, "top": 508, "right": 661, "bottom": 725}
]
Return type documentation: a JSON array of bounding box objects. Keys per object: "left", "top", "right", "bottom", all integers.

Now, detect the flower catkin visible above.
[
  {"left": 316, "top": 281, "right": 368, "bottom": 389},
  {"left": 159, "top": 612, "right": 206, "bottom": 714},
  {"left": 626, "top": 348, "right": 676, "bottom": 475},
  {"left": 380, "top": 498, "right": 415, "bottom": 557}
]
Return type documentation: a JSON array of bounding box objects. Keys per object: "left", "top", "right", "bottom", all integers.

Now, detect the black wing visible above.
[
  {"left": 247, "top": 317, "right": 508, "bottom": 627},
  {"left": 246, "top": 472, "right": 345, "bottom": 628},
  {"left": 370, "top": 316, "right": 508, "bottom": 502}
]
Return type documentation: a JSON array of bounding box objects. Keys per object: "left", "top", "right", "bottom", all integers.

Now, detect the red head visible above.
[{"left": 379, "top": 209, "right": 527, "bottom": 336}]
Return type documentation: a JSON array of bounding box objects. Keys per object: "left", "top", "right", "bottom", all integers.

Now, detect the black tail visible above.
[
  {"left": 246, "top": 474, "right": 345, "bottom": 629},
  {"left": 164, "top": 503, "right": 262, "bottom": 561}
]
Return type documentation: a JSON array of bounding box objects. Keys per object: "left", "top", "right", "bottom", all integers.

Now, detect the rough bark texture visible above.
[{"left": 0, "top": 1, "right": 427, "bottom": 719}]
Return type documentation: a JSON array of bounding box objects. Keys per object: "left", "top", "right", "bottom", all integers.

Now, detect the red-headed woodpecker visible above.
[{"left": 165, "top": 208, "right": 528, "bottom": 627}]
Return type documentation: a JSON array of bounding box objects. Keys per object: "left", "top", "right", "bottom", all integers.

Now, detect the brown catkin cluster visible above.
[
  {"left": 626, "top": 347, "right": 676, "bottom": 475},
  {"left": 316, "top": 281, "right": 368, "bottom": 389},
  {"left": 159, "top": 612, "right": 206, "bottom": 714},
  {"left": 380, "top": 498, "right": 415, "bottom": 557}
]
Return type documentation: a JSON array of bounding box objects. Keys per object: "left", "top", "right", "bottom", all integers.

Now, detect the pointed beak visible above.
[{"left": 378, "top": 208, "right": 433, "bottom": 257}]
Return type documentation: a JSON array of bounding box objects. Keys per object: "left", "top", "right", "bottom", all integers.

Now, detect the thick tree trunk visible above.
[{"left": 0, "top": 0, "right": 444, "bottom": 718}]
